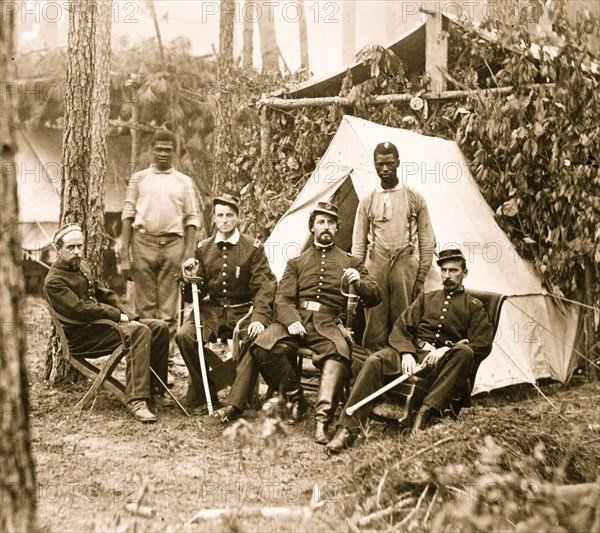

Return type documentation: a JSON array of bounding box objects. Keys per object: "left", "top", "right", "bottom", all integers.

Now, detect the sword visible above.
[
  {"left": 345, "top": 363, "right": 426, "bottom": 416},
  {"left": 184, "top": 261, "right": 214, "bottom": 415}
]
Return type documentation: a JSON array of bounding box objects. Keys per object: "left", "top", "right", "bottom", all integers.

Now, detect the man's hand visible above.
[
  {"left": 342, "top": 268, "right": 361, "bottom": 286},
  {"left": 119, "top": 313, "right": 130, "bottom": 323},
  {"left": 181, "top": 257, "right": 200, "bottom": 283},
  {"left": 401, "top": 352, "right": 417, "bottom": 374},
  {"left": 412, "top": 280, "right": 424, "bottom": 300},
  {"left": 121, "top": 259, "right": 134, "bottom": 281},
  {"left": 247, "top": 321, "right": 265, "bottom": 340},
  {"left": 287, "top": 321, "right": 307, "bottom": 337},
  {"left": 422, "top": 346, "right": 450, "bottom": 369}
]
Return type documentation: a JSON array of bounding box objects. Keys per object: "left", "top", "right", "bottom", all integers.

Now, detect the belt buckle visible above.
[{"left": 305, "top": 301, "right": 321, "bottom": 312}]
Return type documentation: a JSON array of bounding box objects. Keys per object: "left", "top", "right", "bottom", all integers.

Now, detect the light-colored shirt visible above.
[
  {"left": 352, "top": 183, "right": 435, "bottom": 283},
  {"left": 122, "top": 165, "right": 199, "bottom": 235}
]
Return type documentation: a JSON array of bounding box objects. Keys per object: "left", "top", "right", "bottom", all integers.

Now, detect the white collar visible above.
[{"left": 215, "top": 228, "right": 240, "bottom": 245}]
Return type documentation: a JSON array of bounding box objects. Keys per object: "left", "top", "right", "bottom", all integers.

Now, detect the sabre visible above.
[
  {"left": 184, "top": 263, "right": 214, "bottom": 415},
  {"left": 345, "top": 363, "right": 426, "bottom": 416}
]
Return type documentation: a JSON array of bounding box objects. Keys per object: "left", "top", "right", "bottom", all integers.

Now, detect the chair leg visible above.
[{"left": 72, "top": 347, "right": 125, "bottom": 412}]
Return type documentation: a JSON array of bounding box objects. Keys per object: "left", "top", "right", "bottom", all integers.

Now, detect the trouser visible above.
[
  {"left": 225, "top": 348, "right": 260, "bottom": 410},
  {"left": 363, "top": 245, "right": 419, "bottom": 352},
  {"left": 69, "top": 319, "right": 169, "bottom": 402},
  {"left": 338, "top": 345, "right": 474, "bottom": 431},
  {"left": 251, "top": 341, "right": 303, "bottom": 399},
  {"left": 175, "top": 315, "right": 223, "bottom": 407},
  {"left": 131, "top": 231, "right": 183, "bottom": 366}
]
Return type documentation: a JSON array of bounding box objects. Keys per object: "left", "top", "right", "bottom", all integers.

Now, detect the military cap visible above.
[
  {"left": 436, "top": 248, "right": 466, "bottom": 266},
  {"left": 311, "top": 201, "right": 339, "bottom": 220},
  {"left": 213, "top": 193, "right": 240, "bottom": 213},
  {"left": 53, "top": 224, "right": 82, "bottom": 246}
]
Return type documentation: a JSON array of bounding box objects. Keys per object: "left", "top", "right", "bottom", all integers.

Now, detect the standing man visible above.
[
  {"left": 120, "top": 130, "right": 199, "bottom": 385},
  {"left": 44, "top": 224, "right": 169, "bottom": 423},
  {"left": 176, "top": 194, "right": 277, "bottom": 415},
  {"left": 353, "top": 142, "right": 436, "bottom": 352},
  {"left": 327, "top": 249, "right": 494, "bottom": 452},
  {"left": 253, "top": 202, "right": 381, "bottom": 443}
]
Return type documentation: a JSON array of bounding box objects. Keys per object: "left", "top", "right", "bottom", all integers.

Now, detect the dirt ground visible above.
[{"left": 25, "top": 296, "right": 600, "bottom": 532}]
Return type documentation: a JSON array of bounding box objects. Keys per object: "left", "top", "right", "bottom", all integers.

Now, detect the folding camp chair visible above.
[
  {"left": 373, "top": 290, "right": 507, "bottom": 420},
  {"left": 47, "top": 305, "right": 128, "bottom": 413}
]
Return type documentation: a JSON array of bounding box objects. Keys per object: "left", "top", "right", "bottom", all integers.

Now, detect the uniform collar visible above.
[
  {"left": 313, "top": 241, "right": 334, "bottom": 251},
  {"left": 215, "top": 228, "right": 240, "bottom": 245},
  {"left": 443, "top": 285, "right": 465, "bottom": 296}
]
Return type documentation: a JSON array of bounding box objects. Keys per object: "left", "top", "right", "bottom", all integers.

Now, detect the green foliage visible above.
[{"left": 231, "top": 1, "right": 599, "bottom": 313}]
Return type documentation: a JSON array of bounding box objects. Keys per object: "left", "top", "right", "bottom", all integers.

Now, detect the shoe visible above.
[
  {"left": 213, "top": 405, "right": 243, "bottom": 425},
  {"left": 151, "top": 394, "right": 176, "bottom": 412},
  {"left": 326, "top": 427, "right": 355, "bottom": 454},
  {"left": 128, "top": 400, "right": 157, "bottom": 423},
  {"left": 314, "top": 421, "right": 330, "bottom": 445},
  {"left": 412, "top": 405, "right": 439, "bottom": 433}
]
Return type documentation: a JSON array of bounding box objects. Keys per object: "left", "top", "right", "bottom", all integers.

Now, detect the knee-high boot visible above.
[{"left": 314, "top": 359, "right": 348, "bottom": 444}]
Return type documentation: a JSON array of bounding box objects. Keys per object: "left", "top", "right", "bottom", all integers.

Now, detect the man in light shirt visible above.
[
  {"left": 120, "top": 130, "right": 199, "bottom": 384},
  {"left": 352, "top": 142, "right": 436, "bottom": 352}
]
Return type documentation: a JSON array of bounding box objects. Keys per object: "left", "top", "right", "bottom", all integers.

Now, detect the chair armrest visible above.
[
  {"left": 47, "top": 306, "right": 128, "bottom": 351},
  {"left": 232, "top": 307, "right": 254, "bottom": 360}
]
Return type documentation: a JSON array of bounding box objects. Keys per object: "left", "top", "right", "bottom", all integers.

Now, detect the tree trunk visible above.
[
  {"left": 213, "top": 0, "right": 236, "bottom": 195},
  {"left": 90, "top": 0, "right": 112, "bottom": 280},
  {"left": 257, "top": 0, "right": 281, "bottom": 75},
  {"left": 297, "top": 0, "right": 309, "bottom": 78},
  {"left": 47, "top": 0, "right": 112, "bottom": 384},
  {"left": 0, "top": 2, "right": 38, "bottom": 530},
  {"left": 242, "top": 0, "right": 254, "bottom": 71}
]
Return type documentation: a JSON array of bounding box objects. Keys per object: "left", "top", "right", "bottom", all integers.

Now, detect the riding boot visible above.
[
  {"left": 314, "top": 359, "right": 348, "bottom": 444},
  {"left": 258, "top": 355, "right": 305, "bottom": 423}
]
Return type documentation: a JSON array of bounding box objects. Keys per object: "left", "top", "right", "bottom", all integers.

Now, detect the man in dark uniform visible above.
[
  {"left": 253, "top": 202, "right": 381, "bottom": 443},
  {"left": 327, "top": 248, "right": 494, "bottom": 452},
  {"left": 44, "top": 224, "right": 169, "bottom": 423},
  {"left": 176, "top": 194, "right": 277, "bottom": 415}
]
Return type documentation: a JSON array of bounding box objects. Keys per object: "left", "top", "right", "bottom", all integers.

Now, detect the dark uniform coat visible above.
[
  {"left": 183, "top": 232, "right": 277, "bottom": 340},
  {"left": 379, "top": 287, "right": 494, "bottom": 376},
  {"left": 44, "top": 258, "right": 126, "bottom": 344},
  {"left": 254, "top": 244, "right": 381, "bottom": 362}
]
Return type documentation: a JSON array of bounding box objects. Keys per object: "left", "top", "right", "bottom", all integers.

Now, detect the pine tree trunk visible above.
[
  {"left": 46, "top": 0, "right": 112, "bottom": 384},
  {"left": 0, "top": 2, "right": 38, "bottom": 530},
  {"left": 213, "top": 0, "right": 236, "bottom": 194},
  {"left": 89, "top": 0, "right": 112, "bottom": 280},
  {"left": 257, "top": 0, "right": 281, "bottom": 75},
  {"left": 297, "top": 0, "right": 309, "bottom": 78},
  {"left": 242, "top": 0, "right": 254, "bottom": 71}
]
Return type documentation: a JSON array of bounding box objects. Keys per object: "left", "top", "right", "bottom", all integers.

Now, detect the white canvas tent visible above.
[{"left": 265, "top": 116, "right": 581, "bottom": 395}]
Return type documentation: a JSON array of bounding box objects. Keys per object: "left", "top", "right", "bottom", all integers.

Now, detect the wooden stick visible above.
[
  {"left": 357, "top": 496, "right": 415, "bottom": 527},
  {"left": 260, "top": 84, "right": 555, "bottom": 109},
  {"left": 395, "top": 483, "right": 430, "bottom": 528},
  {"left": 393, "top": 436, "right": 456, "bottom": 469}
]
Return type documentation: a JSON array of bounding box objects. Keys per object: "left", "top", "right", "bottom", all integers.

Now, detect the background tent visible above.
[{"left": 265, "top": 116, "right": 581, "bottom": 395}]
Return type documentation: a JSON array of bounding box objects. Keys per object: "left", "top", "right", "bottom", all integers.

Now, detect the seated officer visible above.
[
  {"left": 176, "top": 194, "right": 277, "bottom": 416},
  {"left": 252, "top": 202, "right": 381, "bottom": 441},
  {"left": 327, "top": 248, "right": 494, "bottom": 453},
  {"left": 44, "top": 224, "right": 169, "bottom": 423}
]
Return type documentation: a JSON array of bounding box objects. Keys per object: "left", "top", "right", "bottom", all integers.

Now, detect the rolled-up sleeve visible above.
[
  {"left": 182, "top": 176, "right": 199, "bottom": 228},
  {"left": 121, "top": 171, "right": 140, "bottom": 220},
  {"left": 351, "top": 198, "right": 370, "bottom": 262}
]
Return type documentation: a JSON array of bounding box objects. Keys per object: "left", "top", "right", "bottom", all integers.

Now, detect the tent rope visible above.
[
  {"left": 509, "top": 292, "right": 598, "bottom": 312},
  {"left": 490, "top": 333, "right": 566, "bottom": 418},
  {"left": 506, "top": 298, "right": 600, "bottom": 370}
]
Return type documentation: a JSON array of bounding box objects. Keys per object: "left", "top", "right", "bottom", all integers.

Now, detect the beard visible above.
[{"left": 316, "top": 231, "right": 333, "bottom": 244}]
